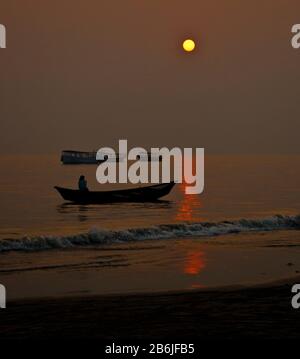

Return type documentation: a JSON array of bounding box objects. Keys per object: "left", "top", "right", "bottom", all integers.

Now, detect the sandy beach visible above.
[{"left": 1, "top": 276, "right": 299, "bottom": 340}]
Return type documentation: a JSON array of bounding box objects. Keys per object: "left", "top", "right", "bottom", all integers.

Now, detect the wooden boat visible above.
[{"left": 54, "top": 182, "right": 175, "bottom": 204}]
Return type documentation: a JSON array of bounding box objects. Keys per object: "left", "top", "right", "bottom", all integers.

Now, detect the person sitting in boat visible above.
[{"left": 78, "top": 175, "right": 89, "bottom": 191}]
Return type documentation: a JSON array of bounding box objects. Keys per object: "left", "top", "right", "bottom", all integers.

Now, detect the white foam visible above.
[{"left": 0, "top": 215, "right": 299, "bottom": 253}]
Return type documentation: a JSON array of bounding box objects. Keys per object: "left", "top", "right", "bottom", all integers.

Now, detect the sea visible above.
[{"left": 0, "top": 154, "right": 300, "bottom": 299}]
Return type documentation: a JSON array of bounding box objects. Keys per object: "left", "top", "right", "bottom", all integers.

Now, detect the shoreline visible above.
[
  {"left": 7, "top": 273, "right": 300, "bottom": 302},
  {"left": 1, "top": 276, "right": 300, "bottom": 340},
  {"left": 3, "top": 232, "right": 300, "bottom": 301}
]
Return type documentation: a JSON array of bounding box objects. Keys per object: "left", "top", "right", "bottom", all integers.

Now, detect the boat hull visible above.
[
  {"left": 54, "top": 182, "right": 175, "bottom": 204},
  {"left": 60, "top": 150, "right": 161, "bottom": 164},
  {"left": 61, "top": 151, "right": 114, "bottom": 165}
]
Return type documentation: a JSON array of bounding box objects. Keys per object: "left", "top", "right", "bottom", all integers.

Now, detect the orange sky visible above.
[{"left": 0, "top": 0, "right": 300, "bottom": 154}]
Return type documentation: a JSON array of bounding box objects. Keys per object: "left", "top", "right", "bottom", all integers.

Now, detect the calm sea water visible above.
[
  {"left": 0, "top": 154, "right": 300, "bottom": 299},
  {"left": 0, "top": 154, "right": 299, "bottom": 239}
]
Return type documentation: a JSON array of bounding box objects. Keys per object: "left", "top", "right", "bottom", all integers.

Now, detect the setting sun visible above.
[{"left": 183, "top": 39, "right": 196, "bottom": 52}]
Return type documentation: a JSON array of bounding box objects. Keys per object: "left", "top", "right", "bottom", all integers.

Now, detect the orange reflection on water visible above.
[
  {"left": 184, "top": 251, "right": 206, "bottom": 275},
  {"left": 176, "top": 183, "right": 203, "bottom": 222}
]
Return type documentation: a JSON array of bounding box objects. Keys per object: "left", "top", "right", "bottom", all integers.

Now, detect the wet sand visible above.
[{"left": 1, "top": 277, "right": 299, "bottom": 340}]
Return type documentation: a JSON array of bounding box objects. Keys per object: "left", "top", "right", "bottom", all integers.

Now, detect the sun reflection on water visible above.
[
  {"left": 176, "top": 183, "right": 203, "bottom": 222},
  {"left": 184, "top": 250, "right": 206, "bottom": 275}
]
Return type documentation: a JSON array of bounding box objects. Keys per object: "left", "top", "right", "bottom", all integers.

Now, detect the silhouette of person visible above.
[{"left": 78, "top": 175, "right": 88, "bottom": 191}]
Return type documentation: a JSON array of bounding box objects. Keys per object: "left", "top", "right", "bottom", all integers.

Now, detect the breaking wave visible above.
[{"left": 0, "top": 215, "right": 299, "bottom": 253}]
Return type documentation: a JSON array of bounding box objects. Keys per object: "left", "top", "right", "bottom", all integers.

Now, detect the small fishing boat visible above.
[{"left": 54, "top": 182, "right": 175, "bottom": 204}]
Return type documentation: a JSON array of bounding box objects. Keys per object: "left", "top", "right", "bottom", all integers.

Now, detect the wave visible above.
[{"left": 0, "top": 215, "right": 299, "bottom": 253}]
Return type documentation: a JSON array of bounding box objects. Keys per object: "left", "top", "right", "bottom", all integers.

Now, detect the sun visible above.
[{"left": 183, "top": 39, "right": 196, "bottom": 52}]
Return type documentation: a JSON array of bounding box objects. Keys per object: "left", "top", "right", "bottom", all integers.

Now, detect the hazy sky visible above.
[{"left": 0, "top": 0, "right": 300, "bottom": 154}]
